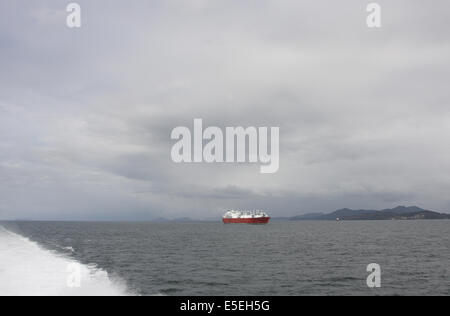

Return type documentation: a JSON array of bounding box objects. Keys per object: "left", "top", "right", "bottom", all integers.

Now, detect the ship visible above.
[{"left": 222, "top": 210, "right": 271, "bottom": 224}]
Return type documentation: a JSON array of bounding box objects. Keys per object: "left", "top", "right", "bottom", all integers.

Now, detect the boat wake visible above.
[{"left": 0, "top": 225, "right": 130, "bottom": 296}]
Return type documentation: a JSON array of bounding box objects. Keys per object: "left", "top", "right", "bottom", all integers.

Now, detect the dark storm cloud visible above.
[{"left": 1, "top": 0, "right": 450, "bottom": 220}]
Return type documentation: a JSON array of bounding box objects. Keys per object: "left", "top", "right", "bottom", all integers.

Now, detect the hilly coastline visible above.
[{"left": 280, "top": 206, "right": 450, "bottom": 221}]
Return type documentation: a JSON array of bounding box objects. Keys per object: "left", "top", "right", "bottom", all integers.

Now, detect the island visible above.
[{"left": 275, "top": 206, "right": 450, "bottom": 221}]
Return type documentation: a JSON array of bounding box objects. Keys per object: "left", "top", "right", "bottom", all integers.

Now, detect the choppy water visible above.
[{"left": 1, "top": 220, "right": 449, "bottom": 296}]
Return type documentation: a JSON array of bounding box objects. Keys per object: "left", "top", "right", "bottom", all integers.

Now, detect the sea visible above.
[{"left": 0, "top": 220, "right": 449, "bottom": 296}]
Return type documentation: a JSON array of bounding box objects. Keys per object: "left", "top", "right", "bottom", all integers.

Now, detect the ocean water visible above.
[{"left": 0, "top": 220, "right": 449, "bottom": 296}]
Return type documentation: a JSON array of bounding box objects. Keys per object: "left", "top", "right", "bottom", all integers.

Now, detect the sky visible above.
[{"left": 1, "top": 0, "right": 450, "bottom": 220}]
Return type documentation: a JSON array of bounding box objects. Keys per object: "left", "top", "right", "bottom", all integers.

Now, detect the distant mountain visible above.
[
  {"left": 289, "top": 206, "right": 450, "bottom": 221},
  {"left": 152, "top": 217, "right": 194, "bottom": 222},
  {"left": 290, "top": 212, "right": 326, "bottom": 220},
  {"left": 172, "top": 217, "right": 194, "bottom": 222}
]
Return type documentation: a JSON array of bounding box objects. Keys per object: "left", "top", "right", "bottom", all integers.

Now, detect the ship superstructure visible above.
[{"left": 222, "top": 210, "right": 270, "bottom": 224}]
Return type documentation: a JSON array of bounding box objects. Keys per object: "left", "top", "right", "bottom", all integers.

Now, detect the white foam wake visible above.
[{"left": 0, "top": 225, "right": 130, "bottom": 296}]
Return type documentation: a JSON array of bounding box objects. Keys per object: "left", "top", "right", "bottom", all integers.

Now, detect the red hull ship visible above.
[{"left": 222, "top": 210, "right": 270, "bottom": 224}]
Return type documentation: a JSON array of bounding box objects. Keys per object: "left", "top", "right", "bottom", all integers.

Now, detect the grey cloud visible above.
[{"left": 1, "top": 0, "right": 450, "bottom": 220}]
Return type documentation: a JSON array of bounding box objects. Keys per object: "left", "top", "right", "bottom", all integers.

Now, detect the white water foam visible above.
[{"left": 0, "top": 225, "right": 130, "bottom": 296}]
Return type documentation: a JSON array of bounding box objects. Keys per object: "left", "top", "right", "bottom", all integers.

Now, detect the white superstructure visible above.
[{"left": 223, "top": 210, "right": 269, "bottom": 219}]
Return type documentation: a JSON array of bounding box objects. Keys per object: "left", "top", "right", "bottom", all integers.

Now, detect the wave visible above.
[{"left": 0, "top": 225, "right": 130, "bottom": 296}]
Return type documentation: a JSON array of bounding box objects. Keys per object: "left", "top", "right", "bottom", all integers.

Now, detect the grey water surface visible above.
[{"left": 2, "top": 220, "right": 449, "bottom": 296}]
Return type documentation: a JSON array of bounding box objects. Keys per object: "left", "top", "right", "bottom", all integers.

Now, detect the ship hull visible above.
[{"left": 223, "top": 217, "right": 270, "bottom": 224}]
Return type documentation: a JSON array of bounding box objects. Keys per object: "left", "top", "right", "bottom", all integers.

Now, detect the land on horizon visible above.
[
  {"left": 272, "top": 206, "right": 450, "bottom": 221},
  {"left": 3, "top": 206, "right": 449, "bottom": 223}
]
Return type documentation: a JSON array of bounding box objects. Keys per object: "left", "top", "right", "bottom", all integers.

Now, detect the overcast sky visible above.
[{"left": 1, "top": 0, "right": 450, "bottom": 220}]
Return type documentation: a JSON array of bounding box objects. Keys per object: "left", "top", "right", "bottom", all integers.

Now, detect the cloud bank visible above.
[{"left": 1, "top": 0, "right": 450, "bottom": 220}]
